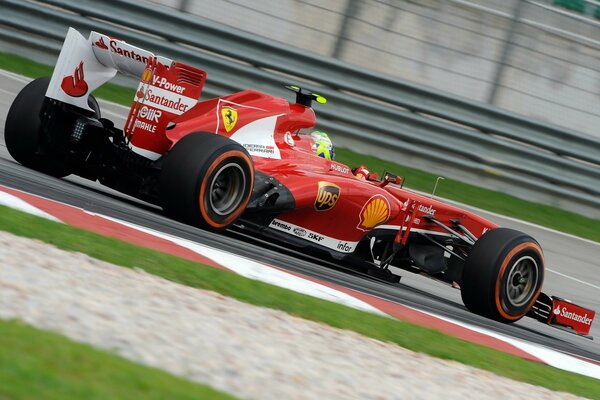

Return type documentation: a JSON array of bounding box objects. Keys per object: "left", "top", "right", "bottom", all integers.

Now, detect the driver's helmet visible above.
[{"left": 311, "top": 130, "right": 335, "bottom": 160}]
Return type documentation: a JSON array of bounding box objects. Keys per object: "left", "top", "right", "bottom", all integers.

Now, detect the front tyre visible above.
[
  {"left": 159, "top": 132, "right": 254, "bottom": 231},
  {"left": 461, "top": 228, "right": 544, "bottom": 323}
]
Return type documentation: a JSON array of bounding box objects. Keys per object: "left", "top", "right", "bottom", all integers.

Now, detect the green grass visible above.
[
  {"left": 1, "top": 51, "right": 598, "bottom": 243},
  {"left": 1, "top": 206, "right": 599, "bottom": 399},
  {"left": 0, "top": 319, "right": 236, "bottom": 400}
]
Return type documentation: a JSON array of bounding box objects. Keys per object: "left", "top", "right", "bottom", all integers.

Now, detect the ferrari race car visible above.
[{"left": 4, "top": 28, "right": 596, "bottom": 336}]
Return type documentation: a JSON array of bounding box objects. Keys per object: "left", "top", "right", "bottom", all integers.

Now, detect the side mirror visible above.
[{"left": 378, "top": 172, "right": 403, "bottom": 188}]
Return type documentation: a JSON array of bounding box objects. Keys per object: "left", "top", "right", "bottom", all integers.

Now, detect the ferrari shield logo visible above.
[{"left": 221, "top": 106, "right": 238, "bottom": 132}]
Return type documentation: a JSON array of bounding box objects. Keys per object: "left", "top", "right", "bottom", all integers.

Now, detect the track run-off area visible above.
[{"left": 0, "top": 70, "right": 599, "bottom": 380}]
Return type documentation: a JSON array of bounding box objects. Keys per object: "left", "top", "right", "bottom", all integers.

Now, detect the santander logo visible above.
[
  {"left": 554, "top": 305, "right": 593, "bottom": 325},
  {"left": 94, "top": 37, "right": 108, "bottom": 50},
  {"left": 61, "top": 61, "right": 88, "bottom": 98}
]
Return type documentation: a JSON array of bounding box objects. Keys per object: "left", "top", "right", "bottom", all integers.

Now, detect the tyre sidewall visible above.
[
  {"left": 196, "top": 147, "right": 254, "bottom": 229},
  {"left": 492, "top": 238, "right": 544, "bottom": 321},
  {"left": 160, "top": 133, "right": 254, "bottom": 230},
  {"left": 461, "top": 228, "right": 544, "bottom": 322}
]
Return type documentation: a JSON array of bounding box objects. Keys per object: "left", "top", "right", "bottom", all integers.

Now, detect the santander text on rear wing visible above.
[{"left": 46, "top": 28, "right": 206, "bottom": 158}]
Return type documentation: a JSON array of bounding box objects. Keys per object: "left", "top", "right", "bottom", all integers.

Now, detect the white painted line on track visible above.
[
  {"left": 101, "top": 108, "right": 126, "bottom": 118},
  {"left": 0, "top": 191, "right": 62, "bottom": 222},
  {"left": 547, "top": 268, "right": 600, "bottom": 291},
  {"left": 407, "top": 191, "right": 600, "bottom": 289},
  {"left": 421, "top": 309, "right": 600, "bottom": 380},
  {"left": 0, "top": 69, "right": 31, "bottom": 83},
  {"left": 437, "top": 194, "right": 600, "bottom": 248},
  {"left": 0, "top": 87, "right": 17, "bottom": 96}
]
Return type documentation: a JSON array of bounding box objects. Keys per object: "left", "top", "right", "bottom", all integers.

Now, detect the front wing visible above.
[{"left": 528, "top": 292, "right": 596, "bottom": 339}]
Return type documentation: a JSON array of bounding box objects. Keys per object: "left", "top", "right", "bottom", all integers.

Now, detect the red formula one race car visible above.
[{"left": 4, "top": 28, "right": 595, "bottom": 335}]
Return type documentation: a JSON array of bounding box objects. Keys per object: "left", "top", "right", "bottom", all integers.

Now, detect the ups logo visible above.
[{"left": 314, "top": 182, "right": 340, "bottom": 211}]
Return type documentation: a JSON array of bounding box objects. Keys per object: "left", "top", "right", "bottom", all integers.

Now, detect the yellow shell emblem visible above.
[
  {"left": 221, "top": 106, "right": 238, "bottom": 133},
  {"left": 141, "top": 68, "right": 153, "bottom": 83},
  {"left": 358, "top": 195, "right": 390, "bottom": 231}
]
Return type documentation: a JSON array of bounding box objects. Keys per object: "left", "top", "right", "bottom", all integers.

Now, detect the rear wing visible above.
[
  {"left": 48, "top": 28, "right": 168, "bottom": 111},
  {"left": 47, "top": 28, "right": 206, "bottom": 155}
]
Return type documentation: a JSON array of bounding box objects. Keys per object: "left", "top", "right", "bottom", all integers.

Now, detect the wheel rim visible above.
[
  {"left": 208, "top": 162, "right": 246, "bottom": 216},
  {"left": 505, "top": 255, "right": 538, "bottom": 307}
]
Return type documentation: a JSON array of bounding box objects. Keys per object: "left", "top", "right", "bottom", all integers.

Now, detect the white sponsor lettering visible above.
[
  {"left": 418, "top": 204, "right": 436, "bottom": 216},
  {"left": 269, "top": 219, "right": 357, "bottom": 253},
  {"left": 145, "top": 89, "right": 190, "bottom": 112},
  {"left": 330, "top": 162, "right": 350, "bottom": 174},
  {"left": 308, "top": 232, "right": 324, "bottom": 242},
  {"left": 110, "top": 40, "right": 149, "bottom": 64},
  {"left": 244, "top": 143, "right": 275, "bottom": 155},
  {"left": 270, "top": 220, "right": 291, "bottom": 231},
  {"left": 135, "top": 83, "right": 196, "bottom": 114},
  {"left": 337, "top": 241, "right": 354, "bottom": 252},
  {"left": 138, "top": 106, "right": 162, "bottom": 123},
  {"left": 152, "top": 75, "right": 186, "bottom": 94},
  {"left": 554, "top": 306, "right": 593, "bottom": 326},
  {"left": 133, "top": 120, "right": 157, "bottom": 133}
]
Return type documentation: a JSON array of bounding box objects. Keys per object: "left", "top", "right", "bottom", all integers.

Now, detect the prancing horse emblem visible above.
[{"left": 221, "top": 106, "right": 238, "bottom": 133}]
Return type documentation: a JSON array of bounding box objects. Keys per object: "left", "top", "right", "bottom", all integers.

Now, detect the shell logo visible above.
[
  {"left": 357, "top": 195, "right": 390, "bottom": 231},
  {"left": 141, "top": 68, "right": 153, "bottom": 83}
]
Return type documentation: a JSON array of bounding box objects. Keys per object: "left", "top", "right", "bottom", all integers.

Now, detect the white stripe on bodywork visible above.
[
  {"left": 269, "top": 218, "right": 359, "bottom": 253},
  {"left": 215, "top": 98, "right": 265, "bottom": 134},
  {"left": 128, "top": 143, "right": 162, "bottom": 160},
  {"left": 229, "top": 115, "right": 283, "bottom": 159}
]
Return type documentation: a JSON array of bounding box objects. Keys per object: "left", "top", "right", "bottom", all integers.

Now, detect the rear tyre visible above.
[
  {"left": 4, "top": 77, "right": 100, "bottom": 177},
  {"left": 159, "top": 132, "right": 254, "bottom": 231},
  {"left": 461, "top": 228, "right": 544, "bottom": 323}
]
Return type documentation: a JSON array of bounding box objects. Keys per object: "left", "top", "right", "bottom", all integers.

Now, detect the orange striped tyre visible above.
[
  {"left": 460, "top": 228, "right": 544, "bottom": 323},
  {"left": 159, "top": 132, "right": 254, "bottom": 231}
]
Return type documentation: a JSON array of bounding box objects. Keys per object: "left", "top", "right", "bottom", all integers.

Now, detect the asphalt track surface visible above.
[{"left": 1, "top": 71, "right": 600, "bottom": 364}]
